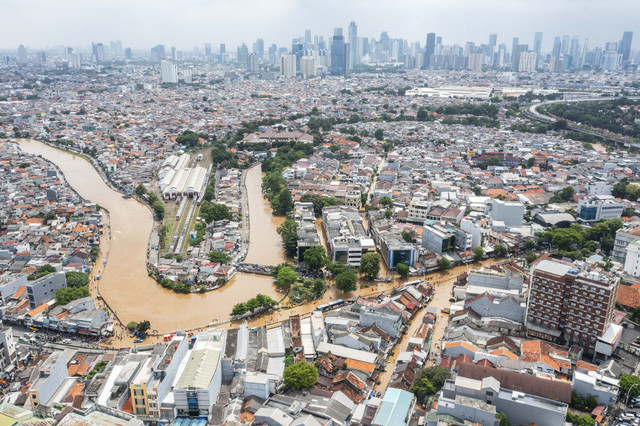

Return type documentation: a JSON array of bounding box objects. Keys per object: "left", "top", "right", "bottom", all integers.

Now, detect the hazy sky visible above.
[{"left": 1, "top": 0, "right": 638, "bottom": 52}]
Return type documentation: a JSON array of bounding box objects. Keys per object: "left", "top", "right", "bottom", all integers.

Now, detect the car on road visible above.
[
  {"left": 17, "top": 337, "right": 29, "bottom": 344},
  {"left": 63, "top": 338, "right": 72, "bottom": 344},
  {"left": 134, "top": 338, "right": 144, "bottom": 343},
  {"left": 449, "top": 297, "right": 456, "bottom": 302}
]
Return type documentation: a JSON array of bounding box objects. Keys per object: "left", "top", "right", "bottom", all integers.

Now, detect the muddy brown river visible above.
[{"left": 18, "top": 140, "right": 283, "bottom": 332}]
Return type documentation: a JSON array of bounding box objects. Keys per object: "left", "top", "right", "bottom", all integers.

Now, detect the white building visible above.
[
  {"left": 0, "top": 327, "right": 17, "bottom": 372},
  {"left": 518, "top": 51, "right": 537, "bottom": 72},
  {"left": 490, "top": 199, "right": 524, "bottom": 228},
  {"left": 279, "top": 53, "right": 297, "bottom": 78},
  {"left": 577, "top": 195, "right": 624, "bottom": 222},
  {"left": 586, "top": 182, "right": 612, "bottom": 196},
  {"left": 300, "top": 56, "right": 317, "bottom": 77},
  {"left": 161, "top": 60, "right": 178, "bottom": 83},
  {"left": 28, "top": 351, "right": 68, "bottom": 408},
  {"left": 572, "top": 370, "right": 619, "bottom": 407},
  {"left": 623, "top": 240, "right": 640, "bottom": 277},
  {"left": 174, "top": 330, "right": 225, "bottom": 418}
]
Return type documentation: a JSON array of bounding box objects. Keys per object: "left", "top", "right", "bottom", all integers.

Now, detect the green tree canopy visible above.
[
  {"left": 360, "top": 252, "right": 381, "bottom": 279},
  {"left": 208, "top": 250, "right": 231, "bottom": 264},
  {"left": 134, "top": 184, "right": 147, "bottom": 197},
  {"left": 401, "top": 231, "right": 412, "bottom": 243},
  {"left": 474, "top": 246, "right": 484, "bottom": 261},
  {"left": 620, "top": 374, "right": 640, "bottom": 399},
  {"left": 277, "top": 218, "right": 298, "bottom": 258},
  {"left": 65, "top": 271, "right": 89, "bottom": 288},
  {"left": 272, "top": 188, "right": 293, "bottom": 216},
  {"left": 56, "top": 286, "right": 90, "bottom": 305},
  {"left": 379, "top": 196, "right": 393, "bottom": 208},
  {"left": 276, "top": 266, "right": 298, "bottom": 290},
  {"left": 374, "top": 128, "right": 384, "bottom": 140},
  {"left": 410, "top": 367, "right": 451, "bottom": 397},
  {"left": 439, "top": 257, "right": 451, "bottom": 269},
  {"left": 335, "top": 268, "right": 358, "bottom": 292},
  {"left": 396, "top": 263, "right": 410, "bottom": 278},
  {"left": 494, "top": 244, "right": 508, "bottom": 257},
  {"left": 303, "top": 246, "right": 327, "bottom": 270},
  {"left": 283, "top": 361, "right": 318, "bottom": 390}
]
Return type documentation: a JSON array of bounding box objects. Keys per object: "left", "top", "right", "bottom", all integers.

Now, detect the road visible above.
[
  {"left": 372, "top": 260, "right": 497, "bottom": 392},
  {"left": 523, "top": 96, "right": 640, "bottom": 150}
]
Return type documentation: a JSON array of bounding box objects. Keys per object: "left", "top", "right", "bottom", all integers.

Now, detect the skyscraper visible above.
[
  {"left": 620, "top": 31, "right": 633, "bottom": 62},
  {"left": 510, "top": 37, "right": 519, "bottom": 64},
  {"left": 254, "top": 38, "right": 264, "bottom": 59},
  {"left": 487, "top": 33, "right": 497, "bottom": 57},
  {"left": 237, "top": 43, "right": 248, "bottom": 63},
  {"left": 279, "top": 53, "right": 296, "bottom": 77},
  {"left": 511, "top": 44, "right": 528, "bottom": 71},
  {"left": 292, "top": 39, "right": 304, "bottom": 72},
  {"left": 124, "top": 48, "right": 132, "bottom": 60},
  {"left": 330, "top": 28, "right": 347, "bottom": 75},
  {"left": 304, "top": 30, "right": 312, "bottom": 49},
  {"left": 348, "top": 21, "right": 358, "bottom": 69},
  {"left": 300, "top": 56, "right": 317, "bottom": 77},
  {"left": 247, "top": 53, "right": 258, "bottom": 72},
  {"left": 552, "top": 36, "right": 561, "bottom": 59},
  {"left": 534, "top": 32, "right": 543, "bottom": 56},
  {"left": 423, "top": 33, "right": 436, "bottom": 69},
  {"left": 17, "top": 44, "right": 27, "bottom": 64},
  {"left": 204, "top": 43, "right": 212, "bottom": 57},
  {"left": 160, "top": 60, "right": 178, "bottom": 83}
]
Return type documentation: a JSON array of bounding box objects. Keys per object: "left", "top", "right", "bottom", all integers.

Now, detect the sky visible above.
[{"left": 1, "top": 0, "right": 639, "bottom": 52}]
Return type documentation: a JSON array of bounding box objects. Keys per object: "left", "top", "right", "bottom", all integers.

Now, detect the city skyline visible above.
[{"left": 2, "top": 0, "right": 639, "bottom": 51}]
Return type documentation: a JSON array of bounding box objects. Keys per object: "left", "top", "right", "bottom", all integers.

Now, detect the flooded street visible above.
[
  {"left": 243, "top": 165, "right": 286, "bottom": 265},
  {"left": 18, "top": 140, "right": 280, "bottom": 333}
]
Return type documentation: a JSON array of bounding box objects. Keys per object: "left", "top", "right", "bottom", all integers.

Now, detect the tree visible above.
[
  {"left": 623, "top": 207, "right": 637, "bottom": 217},
  {"left": 631, "top": 305, "right": 640, "bottom": 322},
  {"left": 401, "top": 231, "right": 412, "bottom": 243},
  {"left": 620, "top": 375, "right": 640, "bottom": 399},
  {"left": 439, "top": 258, "right": 451, "bottom": 269},
  {"left": 552, "top": 228, "right": 584, "bottom": 251},
  {"left": 396, "top": 263, "right": 410, "bottom": 279},
  {"left": 126, "top": 321, "right": 138, "bottom": 331},
  {"left": 526, "top": 251, "right": 539, "bottom": 265},
  {"left": 65, "top": 271, "right": 89, "bottom": 288},
  {"left": 586, "top": 395, "right": 598, "bottom": 411},
  {"left": 416, "top": 109, "right": 428, "bottom": 121},
  {"left": 208, "top": 250, "right": 231, "bottom": 264},
  {"left": 496, "top": 412, "right": 509, "bottom": 426},
  {"left": 303, "top": 246, "right": 326, "bottom": 270},
  {"left": 526, "top": 157, "right": 535, "bottom": 168},
  {"left": 474, "top": 246, "right": 484, "bottom": 261},
  {"left": 277, "top": 218, "right": 298, "bottom": 258},
  {"left": 151, "top": 199, "right": 165, "bottom": 219},
  {"left": 134, "top": 184, "right": 146, "bottom": 197},
  {"left": 384, "top": 209, "right": 392, "bottom": 219},
  {"left": 136, "top": 320, "right": 151, "bottom": 334},
  {"left": 326, "top": 262, "right": 348, "bottom": 276},
  {"left": 612, "top": 178, "right": 629, "bottom": 198},
  {"left": 379, "top": 196, "right": 393, "bottom": 209},
  {"left": 283, "top": 361, "right": 318, "bottom": 390},
  {"left": 335, "top": 269, "right": 358, "bottom": 292},
  {"left": 56, "top": 286, "right": 90, "bottom": 305},
  {"left": 525, "top": 239, "right": 537, "bottom": 249},
  {"left": 494, "top": 244, "right": 508, "bottom": 257},
  {"left": 231, "top": 302, "right": 247, "bottom": 316},
  {"left": 626, "top": 184, "right": 640, "bottom": 202},
  {"left": 272, "top": 188, "right": 293, "bottom": 216},
  {"left": 360, "top": 253, "right": 381, "bottom": 279},
  {"left": 410, "top": 367, "right": 451, "bottom": 397},
  {"left": 276, "top": 266, "right": 298, "bottom": 290},
  {"left": 374, "top": 128, "right": 384, "bottom": 140}
]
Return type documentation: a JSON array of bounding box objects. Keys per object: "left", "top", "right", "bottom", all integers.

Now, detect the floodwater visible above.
[
  {"left": 17, "top": 140, "right": 281, "bottom": 332},
  {"left": 243, "top": 165, "right": 286, "bottom": 265}
]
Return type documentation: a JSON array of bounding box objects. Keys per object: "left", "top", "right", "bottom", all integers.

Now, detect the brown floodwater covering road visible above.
[
  {"left": 243, "top": 165, "right": 286, "bottom": 265},
  {"left": 18, "top": 140, "right": 281, "bottom": 333}
]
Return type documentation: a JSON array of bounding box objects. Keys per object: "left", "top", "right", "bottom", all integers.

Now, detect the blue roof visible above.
[
  {"left": 173, "top": 418, "right": 207, "bottom": 426},
  {"left": 372, "top": 387, "right": 414, "bottom": 426}
]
